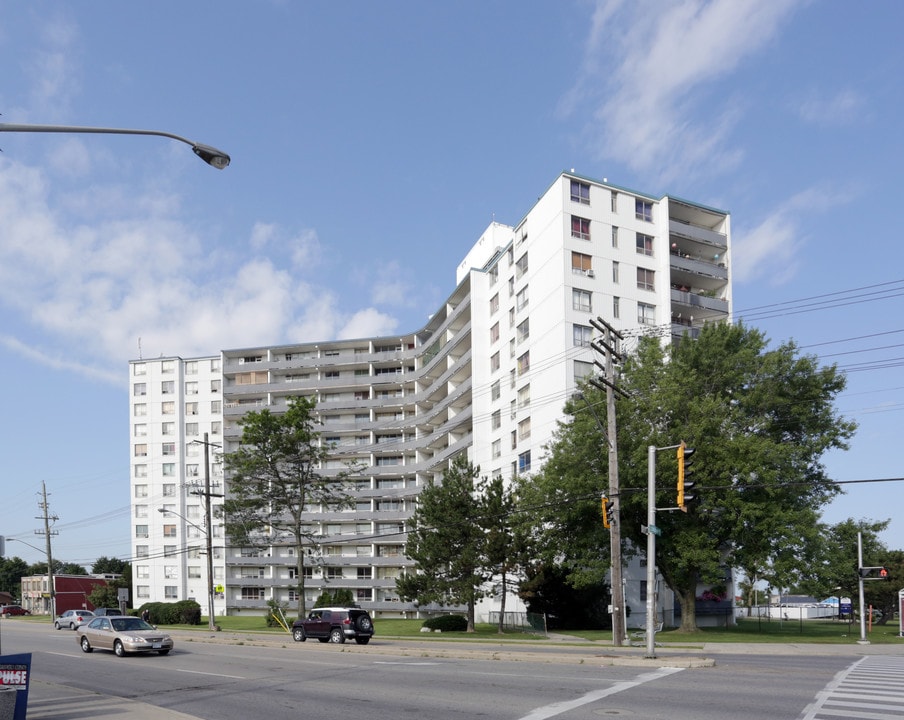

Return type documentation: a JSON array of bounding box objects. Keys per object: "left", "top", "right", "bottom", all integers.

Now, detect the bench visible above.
[{"left": 628, "top": 621, "right": 663, "bottom": 646}]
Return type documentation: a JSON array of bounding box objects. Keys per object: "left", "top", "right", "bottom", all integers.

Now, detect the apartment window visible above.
[
  {"left": 134, "top": 484, "right": 148, "bottom": 498},
  {"left": 516, "top": 318, "right": 530, "bottom": 344},
  {"left": 490, "top": 293, "right": 499, "bottom": 314},
  {"left": 162, "top": 442, "right": 175, "bottom": 456},
  {"left": 185, "top": 422, "right": 198, "bottom": 437},
  {"left": 612, "top": 261, "right": 619, "bottom": 284},
  {"left": 570, "top": 179, "right": 590, "bottom": 205},
  {"left": 638, "top": 302, "right": 656, "bottom": 326},
  {"left": 161, "top": 401, "right": 175, "bottom": 415},
  {"left": 517, "top": 351, "right": 530, "bottom": 375},
  {"left": 211, "top": 380, "right": 221, "bottom": 394},
  {"left": 637, "top": 267, "right": 655, "bottom": 291},
  {"left": 161, "top": 360, "right": 175, "bottom": 373},
  {"left": 133, "top": 363, "right": 147, "bottom": 376},
  {"left": 571, "top": 215, "right": 591, "bottom": 241},
  {"left": 164, "top": 545, "right": 177, "bottom": 557},
  {"left": 611, "top": 226, "right": 619, "bottom": 248},
  {"left": 136, "top": 565, "right": 149, "bottom": 579},
  {"left": 211, "top": 400, "right": 221, "bottom": 413},
  {"left": 635, "top": 198, "right": 653, "bottom": 222},
  {"left": 133, "top": 383, "right": 146, "bottom": 397},
  {"left": 134, "top": 423, "right": 147, "bottom": 437},
  {"left": 164, "top": 566, "right": 178, "bottom": 579},
  {"left": 511, "top": 430, "right": 517, "bottom": 450},
  {"left": 162, "top": 422, "right": 174, "bottom": 435},
  {"left": 518, "top": 450, "right": 532, "bottom": 473},
  {"left": 211, "top": 358, "right": 221, "bottom": 372},
  {"left": 489, "top": 265, "right": 499, "bottom": 285},
  {"left": 136, "top": 586, "right": 149, "bottom": 599},
  {"left": 135, "top": 525, "right": 148, "bottom": 538},
  {"left": 185, "top": 402, "right": 198, "bottom": 416},
  {"left": 613, "top": 296, "right": 620, "bottom": 319},
  {"left": 490, "top": 380, "right": 500, "bottom": 401},
  {"left": 134, "top": 444, "right": 147, "bottom": 458},
  {"left": 163, "top": 483, "right": 176, "bottom": 496},
  {"left": 134, "top": 403, "right": 146, "bottom": 416},
  {"left": 188, "top": 567, "right": 201, "bottom": 579},
  {"left": 518, "top": 417, "right": 532, "bottom": 441},
  {"left": 611, "top": 190, "right": 618, "bottom": 212},
  {"left": 574, "top": 360, "right": 593, "bottom": 381},
  {"left": 492, "top": 439, "right": 501, "bottom": 459},
  {"left": 161, "top": 381, "right": 175, "bottom": 395},
  {"left": 572, "top": 289, "right": 592, "bottom": 312},
  {"left": 518, "top": 384, "right": 531, "bottom": 409},
  {"left": 573, "top": 324, "right": 592, "bottom": 347},
  {"left": 163, "top": 524, "right": 177, "bottom": 537},
  {"left": 162, "top": 463, "right": 175, "bottom": 477},
  {"left": 185, "top": 381, "right": 199, "bottom": 395},
  {"left": 636, "top": 233, "right": 654, "bottom": 257},
  {"left": 186, "top": 464, "right": 199, "bottom": 478},
  {"left": 508, "top": 277, "right": 515, "bottom": 297},
  {"left": 515, "top": 286, "right": 529, "bottom": 311},
  {"left": 185, "top": 361, "right": 198, "bottom": 375},
  {"left": 211, "top": 421, "right": 222, "bottom": 435},
  {"left": 571, "top": 251, "right": 592, "bottom": 275},
  {"left": 134, "top": 464, "right": 147, "bottom": 478},
  {"left": 490, "top": 322, "right": 500, "bottom": 344},
  {"left": 491, "top": 352, "right": 500, "bottom": 373},
  {"left": 491, "top": 410, "right": 501, "bottom": 430},
  {"left": 515, "top": 253, "right": 529, "bottom": 279}
]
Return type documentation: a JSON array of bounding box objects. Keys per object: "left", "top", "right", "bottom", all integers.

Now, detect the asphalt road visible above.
[{"left": 3, "top": 619, "right": 903, "bottom": 720}]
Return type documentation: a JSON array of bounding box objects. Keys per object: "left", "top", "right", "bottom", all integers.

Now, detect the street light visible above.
[
  {"left": 0, "top": 122, "right": 230, "bottom": 169},
  {"left": 158, "top": 508, "right": 216, "bottom": 631}
]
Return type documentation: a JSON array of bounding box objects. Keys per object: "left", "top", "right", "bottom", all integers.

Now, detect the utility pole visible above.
[
  {"left": 191, "top": 433, "right": 223, "bottom": 631},
  {"left": 35, "top": 481, "right": 59, "bottom": 621},
  {"left": 589, "top": 316, "right": 628, "bottom": 646}
]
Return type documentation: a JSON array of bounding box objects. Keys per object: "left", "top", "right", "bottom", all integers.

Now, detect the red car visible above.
[{"left": 1, "top": 605, "right": 31, "bottom": 617}]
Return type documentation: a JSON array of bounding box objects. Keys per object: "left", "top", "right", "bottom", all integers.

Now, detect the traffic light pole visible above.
[
  {"left": 857, "top": 531, "right": 869, "bottom": 645},
  {"left": 645, "top": 445, "right": 658, "bottom": 658}
]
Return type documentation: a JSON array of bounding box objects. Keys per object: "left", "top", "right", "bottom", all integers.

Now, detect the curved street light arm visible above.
[{"left": 0, "top": 122, "right": 230, "bottom": 169}]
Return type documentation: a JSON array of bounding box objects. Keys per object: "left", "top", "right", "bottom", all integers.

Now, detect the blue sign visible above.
[{"left": 0, "top": 653, "right": 31, "bottom": 720}]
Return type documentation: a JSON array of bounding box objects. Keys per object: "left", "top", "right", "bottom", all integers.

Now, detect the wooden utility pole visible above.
[
  {"left": 35, "top": 481, "right": 59, "bottom": 620},
  {"left": 589, "top": 316, "right": 628, "bottom": 646}
]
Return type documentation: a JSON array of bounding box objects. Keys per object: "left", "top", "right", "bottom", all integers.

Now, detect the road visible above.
[{"left": 2, "top": 619, "right": 904, "bottom": 720}]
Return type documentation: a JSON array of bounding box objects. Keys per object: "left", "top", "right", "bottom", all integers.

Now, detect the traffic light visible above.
[
  {"left": 859, "top": 566, "right": 890, "bottom": 580},
  {"left": 602, "top": 497, "right": 615, "bottom": 529},
  {"left": 677, "top": 441, "right": 696, "bottom": 511}
]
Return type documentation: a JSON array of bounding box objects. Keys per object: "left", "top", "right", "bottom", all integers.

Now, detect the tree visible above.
[
  {"left": 0, "top": 556, "right": 28, "bottom": 597},
  {"left": 396, "top": 455, "right": 487, "bottom": 631},
  {"left": 533, "top": 322, "right": 855, "bottom": 632},
  {"left": 87, "top": 583, "right": 121, "bottom": 610},
  {"left": 480, "top": 474, "right": 529, "bottom": 633},
  {"left": 222, "top": 396, "right": 355, "bottom": 617},
  {"left": 92, "top": 556, "right": 129, "bottom": 575}
]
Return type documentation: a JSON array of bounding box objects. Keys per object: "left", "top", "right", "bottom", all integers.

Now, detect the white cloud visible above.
[
  {"left": 732, "top": 187, "right": 845, "bottom": 285},
  {"left": 568, "top": 0, "right": 800, "bottom": 182},
  {"left": 798, "top": 88, "right": 865, "bottom": 126},
  {"left": 0, "top": 157, "right": 402, "bottom": 381}
]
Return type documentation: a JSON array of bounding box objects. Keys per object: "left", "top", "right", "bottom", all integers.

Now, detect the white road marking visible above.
[{"left": 518, "top": 666, "right": 685, "bottom": 720}]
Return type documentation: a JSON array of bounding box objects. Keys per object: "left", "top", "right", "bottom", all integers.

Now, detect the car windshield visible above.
[{"left": 111, "top": 618, "right": 154, "bottom": 632}]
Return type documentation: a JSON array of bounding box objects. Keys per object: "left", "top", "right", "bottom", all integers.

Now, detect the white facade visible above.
[
  {"left": 129, "top": 356, "right": 227, "bottom": 613},
  {"left": 128, "top": 172, "right": 731, "bottom": 620}
]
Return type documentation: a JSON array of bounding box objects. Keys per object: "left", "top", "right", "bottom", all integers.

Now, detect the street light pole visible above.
[{"left": 0, "top": 122, "right": 230, "bottom": 169}]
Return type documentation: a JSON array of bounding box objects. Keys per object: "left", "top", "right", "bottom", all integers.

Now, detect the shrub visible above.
[
  {"left": 422, "top": 614, "right": 468, "bottom": 632},
  {"left": 137, "top": 600, "right": 201, "bottom": 625}
]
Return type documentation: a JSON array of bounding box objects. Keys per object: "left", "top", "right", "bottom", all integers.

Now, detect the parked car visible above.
[
  {"left": 1, "top": 605, "right": 31, "bottom": 617},
  {"left": 77, "top": 616, "right": 173, "bottom": 657},
  {"left": 91, "top": 608, "right": 125, "bottom": 617},
  {"left": 54, "top": 609, "right": 95, "bottom": 630},
  {"left": 292, "top": 607, "right": 373, "bottom": 645}
]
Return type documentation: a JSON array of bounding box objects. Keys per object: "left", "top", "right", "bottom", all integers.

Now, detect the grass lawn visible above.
[{"left": 178, "top": 615, "right": 903, "bottom": 646}]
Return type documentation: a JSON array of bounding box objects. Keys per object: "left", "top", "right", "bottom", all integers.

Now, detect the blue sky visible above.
[{"left": 1, "top": 0, "right": 901, "bottom": 568}]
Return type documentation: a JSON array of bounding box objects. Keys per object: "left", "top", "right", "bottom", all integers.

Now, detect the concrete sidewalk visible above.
[{"left": 25, "top": 681, "right": 201, "bottom": 720}]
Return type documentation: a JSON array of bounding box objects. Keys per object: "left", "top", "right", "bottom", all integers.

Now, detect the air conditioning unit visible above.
[{"left": 587, "top": 269, "right": 595, "bottom": 278}]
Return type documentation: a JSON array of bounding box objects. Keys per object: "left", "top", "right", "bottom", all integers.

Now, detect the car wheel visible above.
[
  {"left": 356, "top": 615, "right": 372, "bottom": 632},
  {"left": 54, "top": 622, "right": 61, "bottom": 630},
  {"left": 70, "top": 622, "right": 77, "bottom": 630},
  {"left": 114, "top": 640, "right": 126, "bottom": 657},
  {"left": 328, "top": 627, "right": 345, "bottom": 644},
  {"left": 292, "top": 628, "right": 306, "bottom": 642},
  {"left": 158, "top": 649, "right": 170, "bottom": 655},
  {"left": 80, "top": 636, "right": 93, "bottom": 653},
  {"left": 355, "top": 637, "right": 370, "bottom": 645}
]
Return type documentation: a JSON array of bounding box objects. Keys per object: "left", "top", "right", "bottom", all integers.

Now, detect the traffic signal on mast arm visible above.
[
  {"left": 602, "top": 496, "right": 615, "bottom": 529},
  {"left": 677, "top": 441, "right": 696, "bottom": 512}
]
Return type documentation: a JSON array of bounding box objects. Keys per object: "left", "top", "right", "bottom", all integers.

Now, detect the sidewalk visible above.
[{"left": 26, "top": 681, "right": 201, "bottom": 720}]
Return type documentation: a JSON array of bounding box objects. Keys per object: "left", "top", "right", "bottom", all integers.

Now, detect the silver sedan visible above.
[{"left": 77, "top": 616, "right": 174, "bottom": 656}]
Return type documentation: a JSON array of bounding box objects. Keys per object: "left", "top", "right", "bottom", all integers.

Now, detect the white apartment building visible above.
[{"left": 129, "top": 171, "right": 731, "bottom": 619}]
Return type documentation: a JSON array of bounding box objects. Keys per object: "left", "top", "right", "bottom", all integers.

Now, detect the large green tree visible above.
[
  {"left": 532, "top": 322, "right": 855, "bottom": 632},
  {"left": 222, "top": 396, "right": 355, "bottom": 617},
  {"left": 91, "top": 556, "right": 130, "bottom": 575},
  {"left": 0, "top": 556, "right": 28, "bottom": 597},
  {"left": 396, "top": 455, "right": 487, "bottom": 631}
]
